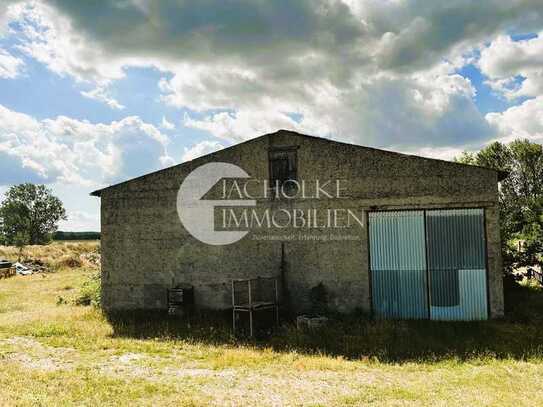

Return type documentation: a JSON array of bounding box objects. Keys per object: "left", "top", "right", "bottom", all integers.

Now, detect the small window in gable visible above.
[{"left": 269, "top": 147, "right": 298, "bottom": 187}]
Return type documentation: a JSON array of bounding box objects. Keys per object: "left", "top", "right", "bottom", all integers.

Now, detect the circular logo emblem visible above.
[{"left": 176, "top": 162, "right": 256, "bottom": 245}]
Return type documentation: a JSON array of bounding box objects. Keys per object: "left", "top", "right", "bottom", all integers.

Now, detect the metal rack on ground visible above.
[{"left": 232, "top": 277, "right": 279, "bottom": 337}]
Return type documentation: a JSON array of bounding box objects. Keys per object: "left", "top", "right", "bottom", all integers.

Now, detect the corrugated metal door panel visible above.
[
  {"left": 426, "top": 208, "right": 485, "bottom": 271},
  {"left": 369, "top": 211, "right": 426, "bottom": 271},
  {"left": 369, "top": 211, "right": 428, "bottom": 319},
  {"left": 426, "top": 208, "right": 488, "bottom": 320},
  {"left": 372, "top": 269, "right": 428, "bottom": 319},
  {"left": 430, "top": 269, "right": 488, "bottom": 320}
]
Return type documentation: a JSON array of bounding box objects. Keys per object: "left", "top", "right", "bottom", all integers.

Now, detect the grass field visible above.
[{"left": 2, "top": 242, "right": 543, "bottom": 406}]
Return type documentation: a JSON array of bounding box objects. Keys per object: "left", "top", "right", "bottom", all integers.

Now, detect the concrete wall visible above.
[{"left": 99, "top": 130, "right": 504, "bottom": 318}]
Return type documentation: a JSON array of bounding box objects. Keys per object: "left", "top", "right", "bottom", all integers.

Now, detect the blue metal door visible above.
[
  {"left": 369, "top": 211, "right": 428, "bottom": 319},
  {"left": 426, "top": 208, "right": 488, "bottom": 320},
  {"left": 369, "top": 208, "right": 488, "bottom": 321}
]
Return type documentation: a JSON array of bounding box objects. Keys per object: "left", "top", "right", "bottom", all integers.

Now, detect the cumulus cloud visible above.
[
  {"left": 0, "top": 104, "right": 172, "bottom": 187},
  {"left": 13, "top": 2, "right": 127, "bottom": 84},
  {"left": 1, "top": 0, "right": 543, "bottom": 161},
  {"left": 31, "top": 1, "right": 543, "bottom": 78},
  {"left": 44, "top": 0, "right": 366, "bottom": 72},
  {"left": 479, "top": 33, "right": 543, "bottom": 99},
  {"left": 486, "top": 96, "right": 543, "bottom": 143},
  {"left": 183, "top": 110, "right": 306, "bottom": 144},
  {"left": 81, "top": 87, "right": 125, "bottom": 110},
  {"left": 358, "top": 1, "right": 543, "bottom": 72},
  {"left": 181, "top": 66, "right": 492, "bottom": 148},
  {"left": 182, "top": 140, "right": 225, "bottom": 162},
  {"left": 0, "top": 49, "right": 24, "bottom": 78}
]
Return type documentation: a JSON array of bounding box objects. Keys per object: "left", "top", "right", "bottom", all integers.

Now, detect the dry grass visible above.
[
  {"left": 0, "top": 240, "right": 100, "bottom": 270},
  {"left": 1, "top": 241, "right": 543, "bottom": 405}
]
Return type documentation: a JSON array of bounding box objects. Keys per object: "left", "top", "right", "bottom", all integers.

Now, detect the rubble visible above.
[
  {"left": 14, "top": 262, "right": 32, "bottom": 275},
  {"left": 12, "top": 259, "right": 50, "bottom": 275}
]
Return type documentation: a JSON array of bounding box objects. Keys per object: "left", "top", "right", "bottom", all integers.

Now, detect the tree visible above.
[
  {"left": 456, "top": 139, "right": 543, "bottom": 275},
  {"left": 13, "top": 230, "right": 30, "bottom": 261},
  {"left": 0, "top": 184, "right": 67, "bottom": 245}
]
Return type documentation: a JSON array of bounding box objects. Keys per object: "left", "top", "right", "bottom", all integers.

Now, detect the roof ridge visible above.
[{"left": 91, "top": 129, "right": 507, "bottom": 196}]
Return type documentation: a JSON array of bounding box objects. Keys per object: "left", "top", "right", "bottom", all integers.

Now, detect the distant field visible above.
[{"left": 1, "top": 242, "right": 543, "bottom": 406}]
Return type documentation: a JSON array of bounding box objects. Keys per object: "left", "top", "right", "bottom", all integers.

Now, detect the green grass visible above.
[{"left": 2, "top": 242, "right": 543, "bottom": 405}]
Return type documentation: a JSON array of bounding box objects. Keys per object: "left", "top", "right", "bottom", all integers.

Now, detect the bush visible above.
[{"left": 74, "top": 272, "right": 101, "bottom": 307}]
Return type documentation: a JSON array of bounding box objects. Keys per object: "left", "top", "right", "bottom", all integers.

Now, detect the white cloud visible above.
[
  {"left": 160, "top": 116, "right": 175, "bottom": 130},
  {"left": 14, "top": 2, "right": 127, "bottom": 84},
  {"left": 57, "top": 210, "right": 99, "bottom": 232},
  {"left": 2, "top": 0, "right": 543, "bottom": 156},
  {"left": 479, "top": 33, "right": 543, "bottom": 99},
  {"left": 81, "top": 87, "right": 125, "bottom": 110},
  {"left": 0, "top": 104, "right": 173, "bottom": 187},
  {"left": 0, "top": 49, "right": 24, "bottom": 79},
  {"left": 184, "top": 110, "right": 305, "bottom": 144},
  {"left": 181, "top": 66, "right": 490, "bottom": 148},
  {"left": 29, "top": 0, "right": 543, "bottom": 79},
  {"left": 41, "top": 0, "right": 366, "bottom": 77},
  {"left": 182, "top": 140, "right": 225, "bottom": 162},
  {"left": 486, "top": 96, "right": 543, "bottom": 143}
]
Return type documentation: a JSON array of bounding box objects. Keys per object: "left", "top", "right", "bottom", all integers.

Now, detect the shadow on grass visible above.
[{"left": 105, "top": 282, "right": 543, "bottom": 363}]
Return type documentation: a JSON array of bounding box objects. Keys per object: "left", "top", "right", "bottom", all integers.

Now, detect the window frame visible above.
[{"left": 268, "top": 146, "right": 299, "bottom": 189}]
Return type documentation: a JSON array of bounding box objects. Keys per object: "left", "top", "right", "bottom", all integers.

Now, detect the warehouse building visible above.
[{"left": 92, "top": 130, "right": 505, "bottom": 320}]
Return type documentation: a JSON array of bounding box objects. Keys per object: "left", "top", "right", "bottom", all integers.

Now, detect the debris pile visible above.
[
  {"left": 13, "top": 259, "right": 50, "bottom": 275},
  {"left": 14, "top": 262, "right": 32, "bottom": 275}
]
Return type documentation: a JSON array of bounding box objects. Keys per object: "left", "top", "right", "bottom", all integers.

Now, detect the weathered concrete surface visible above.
[{"left": 97, "top": 130, "right": 504, "bottom": 318}]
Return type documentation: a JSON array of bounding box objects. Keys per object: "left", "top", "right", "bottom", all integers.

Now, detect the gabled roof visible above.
[{"left": 91, "top": 129, "right": 508, "bottom": 197}]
